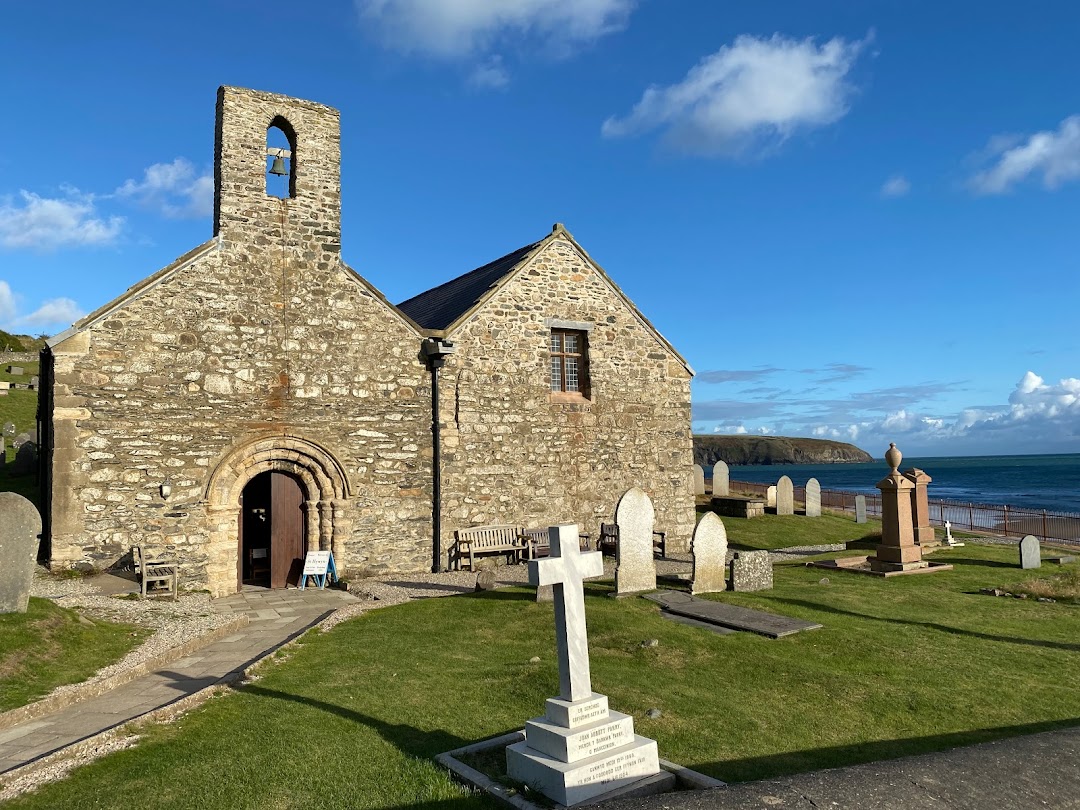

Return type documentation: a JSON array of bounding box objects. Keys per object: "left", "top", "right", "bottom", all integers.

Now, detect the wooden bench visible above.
[
  {"left": 453, "top": 525, "right": 528, "bottom": 571},
  {"left": 520, "top": 528, "right": 593, "bottom": 561},
  {"left": 133, "top": 545, "right": 178, "bottom": 600},
  {"left": 597, "top": 523, "right": 666, "bottom": 558}
]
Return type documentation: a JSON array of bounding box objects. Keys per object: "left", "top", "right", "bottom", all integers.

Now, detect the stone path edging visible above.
[
  {"left": 0, "top": 608, "right": 336, "bottom": 797},
  {"left": 0, "top": 614, "right": 250, "bottom": 734}
]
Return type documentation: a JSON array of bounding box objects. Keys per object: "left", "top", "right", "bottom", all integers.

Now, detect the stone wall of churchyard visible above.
[
  {"left": 438, "top": 236, "right": 696, "bottom": 556},
  {"left": 48, "top": 87, "right": 434, "bottom": 590},
  {"left": 49, "top": 247, "right": 433, "bottom": 587}
]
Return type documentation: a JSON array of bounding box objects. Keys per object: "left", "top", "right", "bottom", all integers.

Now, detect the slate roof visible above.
[{"left": 396, "top": 241, "right": 541, "bottom": 330}]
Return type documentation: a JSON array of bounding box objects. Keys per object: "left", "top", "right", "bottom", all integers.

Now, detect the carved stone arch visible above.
[{"left": 203, "top": 434, "right": 352, "bottom": 597}]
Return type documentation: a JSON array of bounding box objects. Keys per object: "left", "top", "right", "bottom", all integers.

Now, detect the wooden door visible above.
[{"left": 270, "top": 472, "right": 305, "bottom": 588}]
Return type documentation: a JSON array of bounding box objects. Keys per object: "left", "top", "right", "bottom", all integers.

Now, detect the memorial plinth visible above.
[
  {"left": 506, "top": 524, "right": 665, "bottom": 806},
  {"left": 871, "top": 443, "right": 927, "bottom": 573}
]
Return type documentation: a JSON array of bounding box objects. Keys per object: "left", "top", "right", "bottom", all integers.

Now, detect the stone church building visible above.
[{"left": 39, "top": 86, "right": 694, "bottom": 597}]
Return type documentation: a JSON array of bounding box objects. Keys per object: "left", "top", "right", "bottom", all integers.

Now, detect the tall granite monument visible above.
[
  {"left": 507, "top": 524, "right": 664, "bottom": 805},
  {"left": 870, "top": 444, "right": 926, "bottom": 573}
]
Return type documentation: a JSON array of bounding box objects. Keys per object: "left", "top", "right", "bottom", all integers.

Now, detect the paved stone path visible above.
[
  {"left": 644, "top": 591, "right": 822, "bottom": 638},
  {"left": 0, "top": 586, "right": 357, "bottom": 775}
]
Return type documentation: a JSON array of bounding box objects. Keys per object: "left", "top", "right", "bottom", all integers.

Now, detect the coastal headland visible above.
[{"left": 694, "top": 435, "right": 873, "bottom": 466}]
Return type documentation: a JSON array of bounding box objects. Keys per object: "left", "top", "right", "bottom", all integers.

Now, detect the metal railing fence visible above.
[{"left": 722, "top": 479, "right": 1080, "bottom": 545}]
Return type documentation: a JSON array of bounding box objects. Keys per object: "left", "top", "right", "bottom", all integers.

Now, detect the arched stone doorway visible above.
[{"left": 204, "top": 434, "right": 352, "bottom": 597}]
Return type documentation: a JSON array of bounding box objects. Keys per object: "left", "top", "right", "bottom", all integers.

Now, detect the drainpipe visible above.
[{"left": 420, "top": 338, "right": 457, "bottom": 573}]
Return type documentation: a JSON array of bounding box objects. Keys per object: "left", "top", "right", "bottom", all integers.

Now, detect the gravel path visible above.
[{"left": 26, "top": 570, "right": 237, "bottom": 705}]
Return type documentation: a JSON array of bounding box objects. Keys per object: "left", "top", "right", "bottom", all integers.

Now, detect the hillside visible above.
[{"left": 694, "top": 435, "right": 873, "bottom": 466}]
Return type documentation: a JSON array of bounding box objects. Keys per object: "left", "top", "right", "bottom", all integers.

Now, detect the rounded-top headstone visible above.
[
  {"left": 691, "top": 512, "right": 728, "bottom": 595},
  {"left": 776, "top": 475, "right": 794, "bottom": 516},
  {"left": 692, "top": 464, "right": 706, "bottom": 496},
  {"left": 805, "top": 478, "right": 822, "bottom": 517},
  {"left": 712, "top": 460, "right": 730, "bottom": 496},
  {"left": 0, "top": 493, "right": 42, "bottom": 614},
  {"left": 614, "top": 487, "right": 657, "bottom": 594}
]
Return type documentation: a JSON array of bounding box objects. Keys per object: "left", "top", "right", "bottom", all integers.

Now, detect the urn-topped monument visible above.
[{"left": 870, "top": 443, "right": 926, "bottom": 573}]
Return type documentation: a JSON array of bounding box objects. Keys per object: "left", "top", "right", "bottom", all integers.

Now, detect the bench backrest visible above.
[{"left": 456, "top": 525, "right": 523, "bottom": 548}]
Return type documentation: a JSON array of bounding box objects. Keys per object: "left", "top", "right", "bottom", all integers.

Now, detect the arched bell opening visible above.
[{"left": 266, "top": 116, "right": 297, "bottom": 199}]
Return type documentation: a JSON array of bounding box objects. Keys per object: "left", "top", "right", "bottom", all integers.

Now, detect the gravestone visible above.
[
  {"left": 0, "top": 493, "right": 41, "bottom": 613},
  {"left": 1019, "top": 535, "right": 1040, "bottom": 569},
  {"left": 730, "top": 550, "right": 772, "bottom": 592},
  {"left": 692, "top": 464, "right": 705, "bottom": 496},
  {"left": 870, "top": 443, "right": 925, "bottom": 573},
  {"left": 943, "top": 521, "right": 964, "bottom": 547},
  {"left": 855, "top": 495, "right": 867, "bottom": 524},
  {"left": 536, "top": 584, "right": 554, "bottom": 602},
  {"left": 691, "top": 513, "right": 728, "bottom": 595},
  {"left": 614, "top": 487, "right": 657, "bottom": 595},
  {"left": 2, "top": 422, "right": 15, "bottom": 437},
  {"left": 12, "top": 432, "right": 31, "bottom": 449},
  {"left": 712, "top": 460, "right": 730, "bottom": 496},
  {"left": 805, "top": 478, "right": 821, "bottom": 517},
  {"left": 507, "top": 524, "right": 663, "bottom": 805},
  {"left": 28, "top": 375, "right": 38, "bottom": 390},
  {"left": 0, "top": 381, "right": 8, "bottom": 397},
  {"left": 12, "top": 442, "right": 37, "bottom": 475},
  {"left": 766, "top": 486, "right": 776, "bottom": 508},
  {"left": 6, "top": 365, "right": 24, "bottom": 375},
  {"left": 903, "top": 468, "right": 936, "bottom": 547},
  {"left": 776, "top": 476, "right": 794, "bottom": 516}
]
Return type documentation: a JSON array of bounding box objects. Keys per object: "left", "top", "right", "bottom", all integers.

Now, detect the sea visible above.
[{"left": 705, "top": 454, "right": 1080, "bottom": 515}]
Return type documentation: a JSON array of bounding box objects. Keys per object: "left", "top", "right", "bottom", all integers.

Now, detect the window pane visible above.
[
  {"left": 550, "top": 333, "right": 561, "bottom": 352},
  {"left": 566, "top": 357, "right": 579, "bottom": 392},
  {"left": 550, "top": 357, "right": 562, "bottom": 391},
  {"left": 564, "top": 333, "right": 578, "bottom": 354}
]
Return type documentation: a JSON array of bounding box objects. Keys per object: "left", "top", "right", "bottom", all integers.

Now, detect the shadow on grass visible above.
[
  {"left": 697, "top": 717, "right": 1080, "bottom": 784},
  {"left": 769, "top": 597, "right": 1080, "bottom": 653},
  {"left": 934, "top": 556, "right": 1015, "bottom": 569},
  {"left": 240, "top": 683, "right": 475, "bottom": 760}
]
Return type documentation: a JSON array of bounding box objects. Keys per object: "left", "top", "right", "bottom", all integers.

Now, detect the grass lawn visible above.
[
  {"left": 0, "top": 360, "right": 39, "bottom": 439},
  {"left": 6, "top": 542, "right": 1080, "bottom": 809},
  {"left": 699, "top": 508, "right": 884, "bottom": 550},
  {"left": 0, "top": 597, "right": 148, "bottom": 713}
]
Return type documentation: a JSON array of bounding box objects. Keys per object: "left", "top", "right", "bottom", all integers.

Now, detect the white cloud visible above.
[
  {"left": 0, "top": 189, "right": 123, "bottom": 250},
  {"left": 357, "top": 0, "right": 633, "bottom": 57},
  {"left": 19, "top": 298, "right": 84, "bottom": 329},
  {"left": 468, "top": 56, "right": 510, "bottom": 89},
  {"left": 602, "top": 32, "right": 870, "bottom": 156},
  {"left": 116, "top": 158, "right": 213, "bottom": 219},
  {"left": 880, "top": 174, "right": 910, "bottom": 198},
  {"left": 969, "top": 115, "right": 1080, "bottom": 194},
  {"left": 0, "top": 281, "right": 84, "bottom": 335}
]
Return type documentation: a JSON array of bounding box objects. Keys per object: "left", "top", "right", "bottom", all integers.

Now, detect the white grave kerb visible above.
[{"left": 529, "top": 524, "right": 605, "bottom": 703}]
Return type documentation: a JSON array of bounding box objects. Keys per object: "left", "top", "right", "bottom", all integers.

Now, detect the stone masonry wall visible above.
[
  {"left": 49, "top": 87, "right": 434, "bottom": 591},
  {"left": 438, "top": 236, "right": 695, "bottom": 557}
]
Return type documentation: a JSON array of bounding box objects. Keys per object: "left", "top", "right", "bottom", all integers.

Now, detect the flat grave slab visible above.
[
  {"left": 643, "top": 590, "right": 822, "bottom": 639},
  {"left": 660, "top": 612, "right": 737, "bottom": 635}
]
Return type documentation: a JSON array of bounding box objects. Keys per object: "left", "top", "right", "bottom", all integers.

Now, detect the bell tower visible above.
[{"left": 213, "top": 86, "right": 341, "bottom": 253}]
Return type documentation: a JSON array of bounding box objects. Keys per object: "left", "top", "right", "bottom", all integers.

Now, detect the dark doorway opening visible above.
[{"left": 238, "top": 471, "right": 306, "bottom": 589}]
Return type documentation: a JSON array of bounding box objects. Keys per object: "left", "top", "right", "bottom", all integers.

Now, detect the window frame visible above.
[{"left": 549, "top": 328, "right": 589, "bottom": 399}]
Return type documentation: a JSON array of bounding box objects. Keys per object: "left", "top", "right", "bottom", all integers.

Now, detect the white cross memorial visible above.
[
  {"left": 529, "top": 524, "right": 604, "bottom": 702},
  {"left": 507, "top": 524, "right": 663, "bottom": 806}
]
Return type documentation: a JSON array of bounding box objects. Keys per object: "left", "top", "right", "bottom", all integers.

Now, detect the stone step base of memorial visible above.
[
  {"left": 525, "top": 710, "right": 636, "bottom": 762},
  {"left": 809, "top": 557, "right": 954, "bottom": 578},
  {"left": 506, "top": 735, "right": 661, "bottom": 807}
]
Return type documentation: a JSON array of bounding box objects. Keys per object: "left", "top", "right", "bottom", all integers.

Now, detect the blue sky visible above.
[{"left": 2, "top": 1, "right": 1079, "bottom": 458}]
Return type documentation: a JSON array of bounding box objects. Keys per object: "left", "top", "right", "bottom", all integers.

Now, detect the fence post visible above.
[
  {"left": 968, "top": 503, "right": 974, "bottom": 531},
  {"left": 1003, "top": 504, "right": 1009, "bottom": 537},
  {"left": 1043, "top": 510, "right": 1048, "bottom": 541}
]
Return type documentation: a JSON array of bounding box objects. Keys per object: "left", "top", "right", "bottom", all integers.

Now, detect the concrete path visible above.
[
  {"left": 0, "top": 586, "right": 356, "bottom": 775},
  {"left": 609, "top": 725, "right": 1080, "bottom": 810}
]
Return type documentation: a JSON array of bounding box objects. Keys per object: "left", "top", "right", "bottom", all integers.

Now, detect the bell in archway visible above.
[{"left": 269, "top": 155, "right": 288, "bottom": 176}]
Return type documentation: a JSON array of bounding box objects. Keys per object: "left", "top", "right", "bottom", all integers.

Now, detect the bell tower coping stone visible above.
[{"left": 214, "top": 86, "right": 341, "bottom": 250}]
